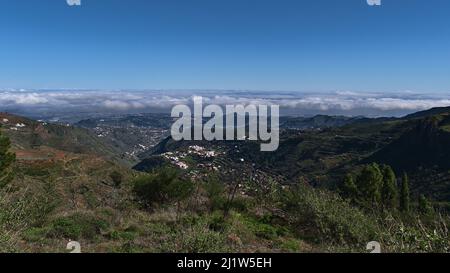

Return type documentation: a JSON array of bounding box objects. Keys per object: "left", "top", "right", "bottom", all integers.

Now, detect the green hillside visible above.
[
  {"left": 0, "top": 113, "right": 131, "bottom": 166},
  {"left": 2, "top": 109, "right": 450, "bottom": 253},
  {"left": 135, "top": 109, "right": 450, "bottom": 202}
]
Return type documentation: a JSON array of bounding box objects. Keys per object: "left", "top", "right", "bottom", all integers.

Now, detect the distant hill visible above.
[
  {"left": 134, "top": 116, "right": 404, "bottom": 184},
  {"left": 0, "top": 112, "right": 128, "bottom": 165},
  {"left": 134, "top": 107, "right": 450, "bottom": 201},
  {"left": 404, "top": 106, "right": 450, "bottom": 120},
  {"left": 280, "top": 115, "right": 363, "bottom": 129},
  {"left": 75, "top": 114, "right": 171, "bottom": 163}
]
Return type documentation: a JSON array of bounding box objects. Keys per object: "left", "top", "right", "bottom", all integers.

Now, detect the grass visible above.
[{"left": 2, "top": 157, "right": 450, "bottom": 253}]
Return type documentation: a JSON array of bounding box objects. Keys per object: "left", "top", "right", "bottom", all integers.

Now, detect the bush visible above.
[
  {"left": 110, "top": 171, "right": 123, "bottom": 188},
  {"left": 204, "top": 177, "right": 226, "bottom": 211},
  {"left": 108, "top": 230, "right": 137, "bottom": 241},
  {"left": 240, "top": 214, "right": 286, "bottom": 240},
  {"left": 278, "top": 185, "right": 450, "bottom": 252},
  {"left": 1, "top": 187, "right": 57, "bottom": 252},
  {"left": 208, "top": 211, "right": 228, "bottom": 231},
  {"left": 133, "top": 168, "right": 193, "bottom": 208},
  {"left": 377, "top": 213, "right": 450, "bottom": 253},
  {"left": 48, "top": 212, "right": 109, "bottom": 240},
  {"left": 162, "top": 218, "right": 229, "bottom": 253},
  {"left": 227, "top": 197, "right": 251, "bottom": 212},
  {"left": 0, "top": 129, "right": 15, "bottom": 188},
  {"left": 23, "top": 227, "right": 49, "bottom": 243},
  {"left": 280, "top": 184, "right": 377, "bottom": 246},
  {"left": 279, "top": 238, "right": 302, "bottom": 252}
]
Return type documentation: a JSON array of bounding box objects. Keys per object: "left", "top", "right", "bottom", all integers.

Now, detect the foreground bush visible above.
[
  {"left": 280, "top": 184, "right": 378, "bottom": 247},
  {"left": 377, "top": 213, "right": 450, "bottom": 253},
  {"left": 48, "top": 212, "right": 109, "bottom": 240},
  {"left": 161, "top": 217, "right": 229, "bottom": 253},
  {"left": 278, "top": 184, "right": 450, "bottom": 252},
  {"left": 133, "top": 168, "right": 193, "bottom": 208},
  {"left": 0, "top": 187, "right": 56, "bottom": 252}
]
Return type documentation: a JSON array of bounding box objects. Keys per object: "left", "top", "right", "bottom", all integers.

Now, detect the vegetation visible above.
[
  {"left": 381, "top": 165, "right": 398, "bottom": 210},
  {"left": 400, "top": 173, "right": 411, "bottom": 213},
  {"left": 110, "top": 170, "right": 123, "bottom": 188},
  {"left": 337, "top": 163, "right": 450, "bottom": 252},
  {"left": 0, "top": 127, "right": 15, "bottom": 188},
  {"left": 133, "top": 167, "right": 194, "bottom": 209},
  {"left": 2, "top": 110, "right": 450, "bottom": 253}
]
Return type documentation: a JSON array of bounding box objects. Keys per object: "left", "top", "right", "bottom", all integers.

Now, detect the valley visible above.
[{"left": 1, "top": 107, "right": 450, "bottom": 253}]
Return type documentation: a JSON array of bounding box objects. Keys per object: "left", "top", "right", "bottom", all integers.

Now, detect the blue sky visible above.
[{"left": 0, "top": 0, "right": 450, "bottom": 92}]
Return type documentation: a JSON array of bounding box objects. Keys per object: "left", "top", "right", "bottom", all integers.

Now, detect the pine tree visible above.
[
  {"left": 381, "top": 165, "right": 398, "bottom": 210},
  {"left": 400, "top": 172, "right": 410, "bottom": 213},
  {"left": 356, "top": 163, "right": 383, "bottom": 206},
  {"left": 342, "top": 173, "right": 358, "bottom": 202},
  {"left": 0, "top": 127, "right": 15, "bottom": 188},
  {"left": 418, "top": 194, "right": 433, "bottom": 215}
]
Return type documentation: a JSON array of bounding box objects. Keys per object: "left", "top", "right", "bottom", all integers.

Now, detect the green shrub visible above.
[
  {"left": 0, "top": 129, "right": 15, "bottom": 188},
  {"left": 204, "top": 177, "right": 226, "bottom": 211},
  {"left": 1, "top": 186, "right": 57, "bottom": 252},
  {"left": 133, "top": 168, "right": 193, "bottom": 208},
  {"left": 108, "top": 230, "right": 137, "bottom": 241},
  {"left": 227, "top": 197, "right": 251, "bottom": 212},
  {"left": 110, "top": 171, "right": 123, "bottom": 188},
  {"left": 279, "top": 238, "right": 302, "bottom": 252},
  {"left": 281, "top": 184, "right": 377, "bottom": 246},
  {"left": 208, "top": 211, "right": 228, "bottom": 231},
  {"left": 49, "top": 213, "right": 109, "bottom": 240},
  {"left": 377, "top": 214, "right": 450, "bottom": 253},
  {"left": 241, "top": 215, "right": 283, "bottom": 240},
  {"left": 23, "top": 227, "right": 49, "bottom": 242},
  {"left": 168, "top": 220, "right": 229, "bottom": 253}
]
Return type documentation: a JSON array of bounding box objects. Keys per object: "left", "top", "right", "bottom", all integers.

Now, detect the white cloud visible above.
[
  {"left": 66, "top": 0, "right": 81, "bottom": 6},
  {"left": 0, "top": 92, "right": 49, "bottom": 105},
  {"left": 0, "top": 89, "right": 449, "bottom": 116}
]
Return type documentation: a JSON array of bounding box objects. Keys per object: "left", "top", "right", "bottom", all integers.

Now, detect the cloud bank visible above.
[{"left": 1, "top": 89, "right": 450, "bottom": 118}]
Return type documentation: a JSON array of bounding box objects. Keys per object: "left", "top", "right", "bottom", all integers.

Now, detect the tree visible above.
[
  {"left": 418, "top": 194, "right": 433, "bottom": 215},
  {"left": 400, "top": 172, "right": 410, "bottom": 213},
  {"left": 204, "top": 176, "right": 226, "bottom": 212},
  {"left": 0, "top": 127, "right": 15, "bottom": 188},
  {"left": 109, "top": 170, "right": 123, "bottom": 188},
  {"left": 341, "top": 174, "right": 358, "bottom": 202},
  {"left": 356, "top": 163, "right": 383, "bottom": 206},
  {"left": 380, "top": 165, "right": 398, "bottom": 210},
  {"left": 133, "top": 167, "right": 193, "bottom": 208}
]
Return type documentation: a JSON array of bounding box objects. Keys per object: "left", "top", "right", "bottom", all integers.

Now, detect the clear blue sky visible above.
[{"left": 0, "top": 0, "right": 449, "bottom": 92}]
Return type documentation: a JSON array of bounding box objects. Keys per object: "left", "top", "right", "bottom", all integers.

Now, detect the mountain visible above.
[
  {"left": 0, "top": 112, "right": 128, "bottom": 164},
  {"left": 134, "top": 117, "right": 404, "bottom": 185},
  {"left": 0, "top": 113, "right": 323, "bottom": 253},
  {"left": 280, "top": 115, "right": 364, "bottom": 129},
  {"left": 368, "top": 114, "right": 450, "bottom": 171},
  {"left": 2, "top": 108, "right": 450, "bottom": 253},
  {"left": 366, "top": 113, "right": 450, "bottom": 200},
  {"left": 0, "top": 112, "right": 140, "bottom": 215},
  {"left": 134, "top": 108, "right": 450, "bottom": 201},
  {"left": 75, "top": 114, "right": 172, "bottom": 162},
  {"left": 404, "top": 106, "right": 450, "bottom": 120}
]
